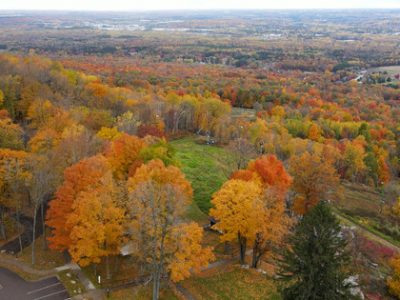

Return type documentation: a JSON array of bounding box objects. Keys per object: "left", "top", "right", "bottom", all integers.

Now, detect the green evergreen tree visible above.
[{"left": 278, "top": 202, "right": 355, "bottom": 300}]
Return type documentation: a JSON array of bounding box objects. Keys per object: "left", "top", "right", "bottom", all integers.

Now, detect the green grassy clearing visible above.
[{"left": 171, "top": 136, "right": 235, "bottom": 221}]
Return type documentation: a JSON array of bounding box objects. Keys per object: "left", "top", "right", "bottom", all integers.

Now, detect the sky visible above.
[{"left": 1, "top": 0, "right": 400, "bottom": 11}]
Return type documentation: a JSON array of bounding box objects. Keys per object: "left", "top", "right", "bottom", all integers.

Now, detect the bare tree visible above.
[
  {"left": 28, "top": 155, "right": 54, "bottom": 265},
  {"left": 228, "top": 137, "right": 256, "bottom": 170}
]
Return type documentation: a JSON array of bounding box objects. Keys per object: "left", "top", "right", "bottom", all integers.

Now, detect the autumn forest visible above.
[{"left": 0, "top": 8, "right": 399, "bottom": 300}]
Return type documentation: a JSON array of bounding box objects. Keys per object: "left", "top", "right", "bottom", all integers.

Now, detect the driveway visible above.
[{"left": 0, "top": 268, "right": 70, "bottom": 300}]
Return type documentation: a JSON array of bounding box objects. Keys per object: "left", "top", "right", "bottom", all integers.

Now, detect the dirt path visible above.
[{"left": 335, "top": 212, "right": 400, "bottom": 253}]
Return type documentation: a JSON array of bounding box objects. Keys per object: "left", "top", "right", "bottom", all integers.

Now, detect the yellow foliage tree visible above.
[
  {"left": 67, "top": 176, "right": 125, "bottom": 278},
  {"left": 168, "top": 222, "right": 215, "bottom": 282},
  {"left": 127, "top": 159, "right": 212, "bottom": 300},
  {"left": 0, "top": 115, "right": 24, "bottom": 150},
  {"left": 0, "top": 149, "right": 30, "bottom": 251},
  {"left": 342, "top": 139, "right": 367, "bottom": 182},
  {"left": 27, "top": 99, "right": 55, "bottom": 129},
  {"left": 223, "top": 155, "right": 292, "bottom": 267},
  {"left": 270, "top": 105, "right": 286, "bottom": 119},
  {"left": 96, "top": 127, "right": 122, "bottom": 141},
  {"left": 210, "top": 179, "right": 263, "bottom": 265},
  {"left": 28, "top": 128, "right": 61, "bottom": 153}
]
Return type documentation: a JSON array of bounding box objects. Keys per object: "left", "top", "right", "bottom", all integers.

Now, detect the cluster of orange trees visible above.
[
  {"left": 0, "top": 52, "right": 399, "bottom": 298},
  {"left": 45, "top": 134, "right": 214, "bottom": 299}
]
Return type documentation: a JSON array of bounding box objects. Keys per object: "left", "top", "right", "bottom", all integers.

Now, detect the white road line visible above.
[
  {"left": 32, "top": 289, "right": 68, "bottom": 300},
  {"left": 27, "top": 282, "right": 62, "bottom": 294}
]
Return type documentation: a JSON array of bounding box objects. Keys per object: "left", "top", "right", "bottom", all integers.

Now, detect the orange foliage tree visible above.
[
  {"left": 289, "top": 151, "right": 340, "bottom": 215},
  {"left": 104, "top": 133, "right": 145, "bottom": 179},
  {"left": 247, "top": 155, "right": 292, "bottom": 197},
  {"left": 46, "top": 155, "right": 112, "bottom": 251}
]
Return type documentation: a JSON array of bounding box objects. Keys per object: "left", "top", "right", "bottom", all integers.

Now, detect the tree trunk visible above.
[
  {"left": 251, "top": 235, "right": 268, "bottom": 269},
  {"left": 16, "top": 208, "right": 23, "bottom": 256},
  {"left": 31, "top": 204, "right": 39, "bottom": 265},
  {"left": 238, "top": 232, "right": 247, "bottom": 265},
  {"left": 252, "top": 242, "right": 258, "bottom": 268},
  {"left": 224, "top": 241, "right": 230, "bottom": 255},
  {"left": 0, "top": 207, "right": 6, "bottom": 240},
  {"left": 152, "top": 265, "right": 161, "bottom": 300},
  {"left": 113, "top": 256, "right": 120, "bottom": 274},
  {"left": 106, "top": 255, "right": 111, "bottom": 280},
  {"left": 41, "top": 202, "right": 47, "bottom": 250},
  {"left": 27, "top": 187, "right": 32, "bottom": 206}
]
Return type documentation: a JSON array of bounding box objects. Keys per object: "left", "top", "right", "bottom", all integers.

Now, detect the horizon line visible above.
[{"left": 1, "top": 7, "right": 400, "bottom": 12}]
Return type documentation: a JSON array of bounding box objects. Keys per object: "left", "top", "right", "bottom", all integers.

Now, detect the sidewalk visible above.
[{"left": 0, "top": 254, "right": 56, "bottom": 278}]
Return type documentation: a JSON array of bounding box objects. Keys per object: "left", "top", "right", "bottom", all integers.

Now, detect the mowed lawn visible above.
[
  {"left": 107, "top": 285, "right": 178, "bottom": 300},
  {"left": 337, "top": 182, "right": 381, "bottom": 219},
  {"left": 181, "top": 266, "right": 281, "bottom": 300},
  {"left": 334, "top": 181, "right": 400, "bottom": 247},
  {"left": 171, "top": 137, "right": 235, "bottom": 221}
]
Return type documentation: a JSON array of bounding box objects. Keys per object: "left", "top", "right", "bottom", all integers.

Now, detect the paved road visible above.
[{"left": 0, "top": 268, "right": 70, "bottom": 300}]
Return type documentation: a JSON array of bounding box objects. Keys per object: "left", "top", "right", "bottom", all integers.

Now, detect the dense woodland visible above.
[{"left": 0, "top": 9, "right": 400, "bottom": 300}]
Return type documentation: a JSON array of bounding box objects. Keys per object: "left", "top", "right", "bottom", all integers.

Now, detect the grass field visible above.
[
  {"left": 368, "top": 65, "right": 400, "bottom": 79},
  {"left": 181, "top": 266, "right": 281, "bottom": 300},
  {"left": 337, "top": 182, "right": 382, "bottom": 219},
  {"left": 107, "top": 284, "right": 178, "bottom": 300},
  {"left": 171, "top": 137, "right": 235, "bottom": 221},
  {"left": 231, "top": 107, "right": 257, "bottom": 121},
  {"left": 335, "top": 181, "right": 400, "bottom": 247}
]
